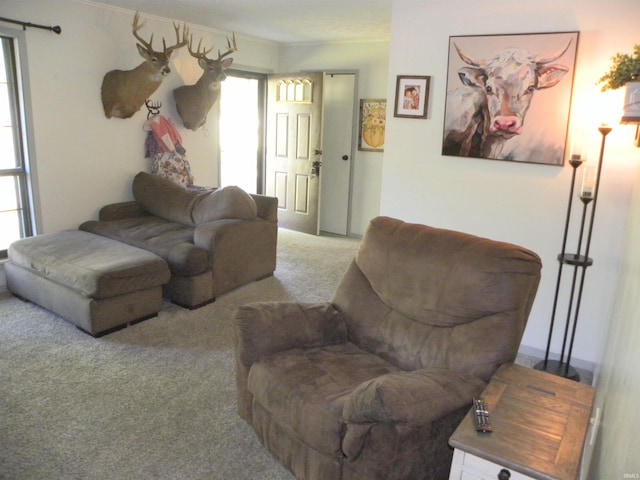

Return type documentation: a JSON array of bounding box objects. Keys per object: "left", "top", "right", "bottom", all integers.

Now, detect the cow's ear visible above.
[
  {"left": 537, "top": 64, "right": 569, "bottom": 89},
  {"left": 458, "top": 67, "right": 486, "bottom": 88}
]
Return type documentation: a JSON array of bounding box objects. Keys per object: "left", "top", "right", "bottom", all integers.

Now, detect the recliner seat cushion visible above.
[{"left": 247, "top": 342, "right": 400, "bottom": 457}]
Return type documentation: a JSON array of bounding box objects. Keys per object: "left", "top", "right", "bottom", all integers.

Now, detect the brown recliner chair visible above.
[{"left": 234, "top": 216, "right": 541, "bottom": 480}]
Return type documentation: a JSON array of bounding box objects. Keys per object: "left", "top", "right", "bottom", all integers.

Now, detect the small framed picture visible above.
[
  {"left": 394, "top": 75, "right": 430, "bottom": 119},
  {"left": 358, "top": 99, "right": 386, "bottom": 152}
]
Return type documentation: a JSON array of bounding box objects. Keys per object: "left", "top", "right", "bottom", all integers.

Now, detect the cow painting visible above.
[{"left": 442, "top": 33, "right": 578, "bottom": 165}]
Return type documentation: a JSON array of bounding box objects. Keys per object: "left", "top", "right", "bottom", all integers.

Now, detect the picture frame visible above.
[
  {"left": 394, "top": 75, "right": 430, "bottom": 119},
  {"left": 442, "top": 31, "right": 579, "bottom": 166},
  {"left": 358, "top": 99, "right": 386, "bottom": 152}
]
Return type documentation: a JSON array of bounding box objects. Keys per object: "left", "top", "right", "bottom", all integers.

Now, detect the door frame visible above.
[{"left": 221, "top": 69, "right": 359, "bottom": 235}]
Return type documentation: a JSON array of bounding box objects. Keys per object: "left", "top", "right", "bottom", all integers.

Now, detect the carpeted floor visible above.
[
  {"left": 0, "top": 229, "right": 360, "bottom": 480},
  {"left": 0, "top": 228, "right": 590, "bottom": 480}
]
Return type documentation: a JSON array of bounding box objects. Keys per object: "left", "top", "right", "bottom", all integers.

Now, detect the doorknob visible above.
[
  {"left": 311, "top": 160, "right": 322, "bottom": 177},
  {"left": 342, "top": 155, "right": 349, "bottom": 161},
  {"left": 498, "top": 469, "right": 511, "bottom": 480}
]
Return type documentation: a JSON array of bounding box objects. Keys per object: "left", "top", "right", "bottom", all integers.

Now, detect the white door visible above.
[
  {"left": 320, "top": 73, "right": 355, "bottom": 235},
  {"left": 266, "top": 73, "right": 323, "bottom": 235}
]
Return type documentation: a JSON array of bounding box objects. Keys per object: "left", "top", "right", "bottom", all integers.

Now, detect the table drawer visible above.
[{"left": 451, "top": 449, "right": 535, "bottom": 480}]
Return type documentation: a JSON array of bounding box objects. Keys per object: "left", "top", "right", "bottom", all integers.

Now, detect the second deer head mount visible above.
[
  {"left": 173, "top": 33, "right": 238, "bottom": 131},
  {"left": 101, "top": 12, "right": 188, "bottom": 119}
]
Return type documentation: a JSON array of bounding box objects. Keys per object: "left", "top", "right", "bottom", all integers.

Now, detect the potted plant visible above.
[
  {"left": 598, "top": 44, "right": 640, "bottom": 125},
  {"left": 597, "top": 44, "right": 640, "bottom": 91}
]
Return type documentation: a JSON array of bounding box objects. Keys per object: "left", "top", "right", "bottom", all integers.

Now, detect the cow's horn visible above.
[
  {"left": 453, "top": 42, "right": 485, "bottom": 67},
  {"left": 536, "top": 39, "right": 573, "bottom": 65}
]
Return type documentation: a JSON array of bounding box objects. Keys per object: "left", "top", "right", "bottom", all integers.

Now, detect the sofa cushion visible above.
[
  {"left": 191, "top": 186, "right": 257, "bottom": 225},
  {"left": 8, "top": 230, "right": 170, "bottom": 298},
  {"left": 80, "top": 217, "right": 208, "bottom": 276},
  {"left": 132, "top": 171, "right": 199, "bottom": 227}
]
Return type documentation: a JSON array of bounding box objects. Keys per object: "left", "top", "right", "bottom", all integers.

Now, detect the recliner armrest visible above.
[
  {"left": 235, "top": 302, "right": 347, "bottom": 368},
  {"left": 344, "top": 368, "right": 485, "bottom": 424},
  {"left": 341, "top": 368, "right": 486, "bottom": 459}
]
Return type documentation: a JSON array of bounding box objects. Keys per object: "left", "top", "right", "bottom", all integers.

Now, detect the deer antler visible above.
[
  {"left": 132, "top": 11, "right": 154, "bottom": 51},
  {"left": 164, "top": 22, "right": 189, "bottom": 56},
  {"left": 132, "top": 11, "right": 188, "bottom": 56},
  {"left": 145, "top": 98, "right": 162, "bottom": 110},
  {"left": 187, "top": 35, "right": 214, "bottom": 59},
  {"left": 217, "top": 33, "right": 238, "bottom": 61}
]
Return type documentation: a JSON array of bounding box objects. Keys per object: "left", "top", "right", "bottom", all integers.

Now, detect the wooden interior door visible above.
[{"left": 265, "top": 72, "right": 323, "bottom": 235}]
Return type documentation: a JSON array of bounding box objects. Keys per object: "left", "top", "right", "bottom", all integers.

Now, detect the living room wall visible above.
[
  {"left": 382, "top": 0, "right": 640, "bottom": 367},
  {"left": 0, "top": 0, "right": 389, "bottom": 247},
  {"left": 3, "top": 0, "right": 639, "bottom": 370},
  {"left": 0, "top": 0, "right": 279, "bottom": 235}
]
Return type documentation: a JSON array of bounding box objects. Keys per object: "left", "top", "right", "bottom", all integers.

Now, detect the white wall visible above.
[
  {"left": 588, "top": 166, "right": 640, "bottom": 477},
  {"left": 383, "top": 0, "right": 640, "bottom": 367},
  {"left": 279, "top": 41, "right": 390, "bottom": 236},
  {"left": 0, "top": 0, "right": 279, "bottom": 233},
  {"left": 1, "top": 0, "right": 387, "bottom": 241}
]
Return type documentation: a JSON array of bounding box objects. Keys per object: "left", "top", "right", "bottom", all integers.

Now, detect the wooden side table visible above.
[{"left": 448, "top": 363, "right": 595, "bottom": 480}]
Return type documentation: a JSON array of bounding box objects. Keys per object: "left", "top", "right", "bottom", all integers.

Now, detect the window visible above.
[
  {"left": 0, "top": 30, "right": 36, "bottom": 259},
  {"left": 219, "top": 70, "right": 266, "bottom": 194}
]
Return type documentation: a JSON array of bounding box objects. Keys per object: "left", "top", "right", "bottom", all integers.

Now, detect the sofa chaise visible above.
[{"left": 80, "top": 171, "right": 278, "bottom": 309}]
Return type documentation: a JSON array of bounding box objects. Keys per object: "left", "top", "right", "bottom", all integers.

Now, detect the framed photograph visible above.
[
  {"left": 358, "top": 99, "right": 386, "bottom": 152},
  {"left": 394, "top": 75, "right": 430, "bottom": 119},
  {"left": 442, "top": 31, "right": 579, "bottom": 165}
]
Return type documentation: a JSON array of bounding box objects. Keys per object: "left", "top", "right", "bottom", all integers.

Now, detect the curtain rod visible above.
[{"left": 0, "top": 17, "right": 62, "bottom": 34}]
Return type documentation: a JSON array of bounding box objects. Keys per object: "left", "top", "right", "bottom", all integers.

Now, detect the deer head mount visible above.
[
  {"left": 173, "top": 33, "right": 237, "bottom": 131},
  {"left": 101, "top": 12, "right": 188, "bottom": 119}
]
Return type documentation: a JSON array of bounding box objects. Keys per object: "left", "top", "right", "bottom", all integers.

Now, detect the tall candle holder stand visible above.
[{"left": 535, "top": 125, "right": 612, "bottom": 381}]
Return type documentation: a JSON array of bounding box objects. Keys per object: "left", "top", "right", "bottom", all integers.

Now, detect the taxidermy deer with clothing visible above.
[
  {"left": 173, "top": 33, "right": 237, "bottom": 131},
  {"left": 101, "top": 12, "right": 188, "bottom": 119}
]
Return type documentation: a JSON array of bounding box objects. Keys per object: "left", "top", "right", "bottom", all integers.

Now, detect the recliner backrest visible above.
[{"left": 332, "top": 216, "right": 541, "bottom": 381}]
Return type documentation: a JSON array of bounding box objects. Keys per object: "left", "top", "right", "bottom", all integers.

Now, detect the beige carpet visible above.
[
  {"left": 0, "top": 227, "right": 587, "bottom": 479},
  {"left": 0, "top": 229, "right": 360, "bottom": 480}
]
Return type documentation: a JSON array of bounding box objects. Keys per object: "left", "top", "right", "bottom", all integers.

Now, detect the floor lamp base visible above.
[{"left": 533, "top": 359, "right": 580, "bottom": 382}]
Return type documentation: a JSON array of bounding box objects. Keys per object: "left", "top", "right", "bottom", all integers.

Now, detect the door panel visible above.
[
  {"left": 266, "top": 73, "right": 323, "bottom": 235},
  {"left": 320, "top": 73, "right": 355, "bottom": 235},
  {"left": 295, "top": 175, "right": 310, "bottom": 213}
]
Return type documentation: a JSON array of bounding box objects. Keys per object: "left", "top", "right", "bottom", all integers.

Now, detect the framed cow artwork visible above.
[{"left": 442, "top": 31, "right": 579, "bottom": 166}]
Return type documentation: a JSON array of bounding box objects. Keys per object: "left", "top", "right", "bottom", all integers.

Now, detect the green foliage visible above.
[{"left": 597, "top": 44, "right": 640, "bottom": 92}]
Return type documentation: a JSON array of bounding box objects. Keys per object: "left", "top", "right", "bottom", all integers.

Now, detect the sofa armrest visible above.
[
  {"left": 193, "top": 218, "right": 241, "bottom": 250},
  {"left": 98, "top": 201, "right": 147, "bottom": 221},
  {"left": 341, "top": 368, "right": 486, "bottom": 459},
  {"left": 235, "top": 302, "right": 347, "bottom": 368},
  {"left": 250, "top": 194, "right": 278, "bottom": 223}
]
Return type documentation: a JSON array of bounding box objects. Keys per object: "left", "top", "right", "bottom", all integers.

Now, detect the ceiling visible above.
[{"left": 93, "top": 0, "right": 393, "bottom": 44}]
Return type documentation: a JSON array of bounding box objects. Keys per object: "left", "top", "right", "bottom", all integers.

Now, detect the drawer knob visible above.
[{"left": 498, "top": 469, "right": 511, "bottom": 480}]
